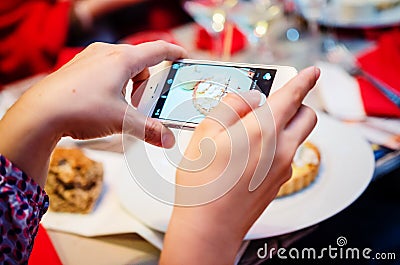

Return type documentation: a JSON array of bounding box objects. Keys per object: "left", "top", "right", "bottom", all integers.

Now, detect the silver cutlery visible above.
[{"left": 326, "top": 43, "right": 400, "bottom": 109}]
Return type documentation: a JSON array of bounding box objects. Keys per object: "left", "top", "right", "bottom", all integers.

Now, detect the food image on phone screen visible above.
[{"left": 151, "top": 61, "right": 277, "bottom": 126}]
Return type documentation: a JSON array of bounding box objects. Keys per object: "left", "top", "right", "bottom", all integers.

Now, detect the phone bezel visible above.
[{"left": 137, "top": 59, "right": 298, "bottom": 129}]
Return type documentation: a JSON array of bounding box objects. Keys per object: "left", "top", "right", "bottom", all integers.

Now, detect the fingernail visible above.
[
  {"left": 162, "top": 132, "right": 175, "bottom": 148},
  {"left": 314, "top": 67, "right": 321, "bottom": 79},
  {"left": 247, "top": 90, "right": 267, "bottom": 107},
  {"left": 248, "top": 89, "right": 261, "bottom": 96},
  {"left": 258, "top": 92, "right": 267, "bottom": 106},
  {"left": 246, "top": 89, "right": 261, "bottom": 99}
]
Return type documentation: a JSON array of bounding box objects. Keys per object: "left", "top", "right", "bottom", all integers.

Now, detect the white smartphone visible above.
[{"left": 136, "top": 59, "right": 297, "bottom": 129}]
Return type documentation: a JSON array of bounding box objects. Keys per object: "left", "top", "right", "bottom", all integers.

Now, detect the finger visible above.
[
  {"left": 121, "top": 79, "right": 129, "bottom": 99},
  {"left": 124, "top": 106, "right": 175, "bottom": 148},
  {"left": 240, "top": 106, "right": 276, "bottom": 192},
  {"left": 130, "top": 68, "right": 150, "bottom": 107},
  {"left": 283, "top": 105, "right": 317, "bottom": 150},
  {"left": 268, "top": 66, "right": 320, "bottom": 131},
  {"left": 196, "top": 90, "right": 262, "bottom": 137},
  {"left": 132, "top": 68, "right": 150, "bottom": 85},
  {"left": 122, "top": 41, "right": 188, "bottom": 77}
]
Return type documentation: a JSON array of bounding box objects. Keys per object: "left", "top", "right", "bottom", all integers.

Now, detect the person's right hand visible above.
[
  {"left": 161, "top": 66, "right": 320, "bottom": 265},
  {"left": 28, "top": 41, "right": 186, "bottom": 143},
  {"left": 0, "top": 41, "right": 187, "bottom": 187}
]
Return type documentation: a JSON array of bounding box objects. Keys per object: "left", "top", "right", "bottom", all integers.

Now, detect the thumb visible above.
[{"left": 123, "top": 105, "right": 176, "bottom": 148}]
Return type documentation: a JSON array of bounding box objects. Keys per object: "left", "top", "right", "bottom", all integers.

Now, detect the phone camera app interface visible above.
[{"left": 152, "top": 62, "right": 276, "bottom": 124}]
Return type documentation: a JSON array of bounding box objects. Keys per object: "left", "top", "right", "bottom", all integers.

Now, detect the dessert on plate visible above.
[
  {"left": 277, "top": 141, "right": 321, "bottom": 197},
  {"left": 45, "top": 148, "right": 103, "bottom": 213}
]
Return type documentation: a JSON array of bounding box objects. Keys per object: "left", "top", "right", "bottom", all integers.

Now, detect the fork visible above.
[{"left": 326, "top": 43, "right": 400, "bottom": 109}]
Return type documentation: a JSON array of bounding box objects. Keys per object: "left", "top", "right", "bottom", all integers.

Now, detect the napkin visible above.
[
  {"left": 315, "top": 61, "right": 400, "bottom": 150},
  {"left": 29, "top": 225, "right": 62, "bottom": 265},
  {"left": 356, "top": 30, "right": 400, "bottom": 118}
]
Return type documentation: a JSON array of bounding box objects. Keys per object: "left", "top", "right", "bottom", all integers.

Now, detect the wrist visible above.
[
  {"left": 0, "top": 90, "right": 63, "bottom": 187},
  {"left": 161, "top": 208, "right": 244, "bottom": 265}
]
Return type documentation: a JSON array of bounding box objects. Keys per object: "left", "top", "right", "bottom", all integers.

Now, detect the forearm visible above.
[
  {"left": 160, "top": 209, "right": 243, "bottom": 265},
  {"left": 0, "top": 91, "right": 62, "bottom": 188}
]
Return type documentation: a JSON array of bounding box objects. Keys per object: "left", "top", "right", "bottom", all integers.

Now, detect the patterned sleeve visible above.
[{"left": 0, "top": 155, "right": 49, "bottom": 264}]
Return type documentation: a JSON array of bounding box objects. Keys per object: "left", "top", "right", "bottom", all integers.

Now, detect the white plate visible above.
[
  {"left": 117, "top": 112, "right": 375, "bottom": 239},
  {"left": 295, "top": 0, "right": 400, "bottom": 28}
]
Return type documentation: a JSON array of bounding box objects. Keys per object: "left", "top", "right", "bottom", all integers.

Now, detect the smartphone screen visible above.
[{"left": 151, "top": 61, "right": 277, "bottom": 125}]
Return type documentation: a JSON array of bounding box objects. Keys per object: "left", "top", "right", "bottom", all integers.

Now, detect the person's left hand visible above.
[{"left": 160, "top": 67, "right": 319, "bottom": 265}]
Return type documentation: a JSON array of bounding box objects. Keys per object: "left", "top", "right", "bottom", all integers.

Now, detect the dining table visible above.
[{"left": 2, "top": 2, "right": 399, "bottom": 264}]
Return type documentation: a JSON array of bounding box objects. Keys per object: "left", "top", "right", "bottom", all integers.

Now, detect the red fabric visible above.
[
  {"left": 356, "top": 30, "right": 400, "bottom": 118},
  {"left": 29, "top": 224, "right": 62, "bottom": 265},
  {"left": 53, "top": 47, "right": 84, "bottom": 71},
  {"left": 148, "top": 8, "right": 181, "bottom": 31},
  {"left": 0, "top": 0, "right": 71, "bottom": 85},
  {"left": 195, "top": 25, "right": 247, "bottom": 55}
]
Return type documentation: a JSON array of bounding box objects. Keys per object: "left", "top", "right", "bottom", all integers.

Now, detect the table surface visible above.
[
  {"left": 3, "top": 13, "right": 389, "bottom": 265},
  {"left": 47, "top": 231, "right": 160, "bottom": 265}
]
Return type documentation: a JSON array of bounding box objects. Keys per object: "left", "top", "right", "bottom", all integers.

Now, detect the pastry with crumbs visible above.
[{"left": 45, "top": 148, "right": 103, "bottom": 213}]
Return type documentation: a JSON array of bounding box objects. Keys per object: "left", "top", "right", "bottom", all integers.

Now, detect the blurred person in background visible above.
[{"left": 0, "top": 0, "right": 191, "bottom": 85}]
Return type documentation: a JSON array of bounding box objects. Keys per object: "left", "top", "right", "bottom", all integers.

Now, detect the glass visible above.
[
  {"left": 229, "top": 0, "right": 283, "bottom": 64},
  {"left": 300, "top": 0, "right": 329, "bottom": 49},
  {"left": 183, "top": 0, "right": 238, "bottom": 59}
]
